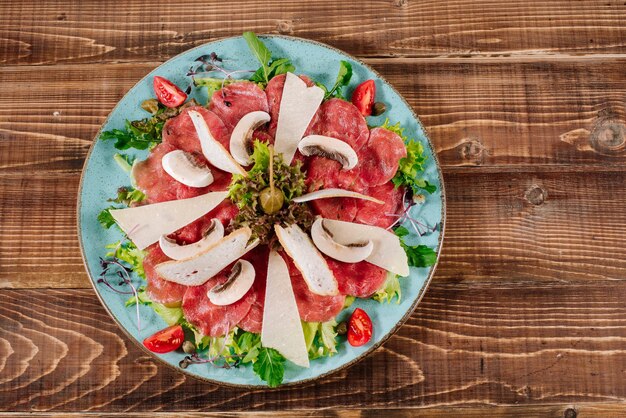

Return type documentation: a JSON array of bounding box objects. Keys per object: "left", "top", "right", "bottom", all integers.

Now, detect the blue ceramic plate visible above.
[{"left": 77, "top": 35, "right": 445, "bottom": 387}]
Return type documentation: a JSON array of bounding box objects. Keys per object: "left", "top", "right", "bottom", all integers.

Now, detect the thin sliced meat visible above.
[
  {"left": 237, "top": 246, "right": 270, "bottom": 333},
  {"left": 182, "top": 269, "right": 256, "bottom": 337},
  {"left": 143, "top": 244, "right": 187, "bottom": 306},
  {"left": 252, "top": 128, "right": 274, "bottom": 145},
  {"left": 355, "top": 182, "right": 403, "bottom": 228},
  {"left": 290, "top": 272, "right": 345, "bottom": 322},
  {"left": 209, "top": 82, "right": 269, "bottom": 132},
  {"left": 305, "top": 156, "right": 366, "bottom": 194},
  {"left": 310, "top": 197, "right": 358, "bottom": 222},
  {"left": 357, "top": 127, "right": 407, "bottom": 187},
  {"left": 133, "top": 143, "right": 211, "bottom": 203},
  {"left": 168, "top": 199, "right": 238, "bottom": 245},
  {"left": 326, "top": 257, "right": 388, "bottom": 298},
  {"left": 265, "top": 74, "right": 320, "bottom": 138},
  {"left": 310, "top": 98, "right": 369, "bottom": 151},
  {"left": 162, "top": 106, "right": 231, "bottom": 152}
]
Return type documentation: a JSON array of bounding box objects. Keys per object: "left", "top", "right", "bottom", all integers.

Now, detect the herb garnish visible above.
[
  {"left": 243, "top": 32, "right": 295, "bottom": 86},
  {"left": 97, "top": 186, "right": 146, "bottom": 230},
  {"left": 253, "top": 347, "right": 286, "bottom": 388},
  {"left": 394, "top": 226, "right": 437, "bottom": 268},
  {"left": 322, "top": 60, "right": 353, "bottom": 99}
]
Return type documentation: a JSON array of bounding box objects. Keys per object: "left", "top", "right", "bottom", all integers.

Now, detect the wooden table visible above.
[{"left": 2, "top": 1, "right": 626, "bottom": 416}]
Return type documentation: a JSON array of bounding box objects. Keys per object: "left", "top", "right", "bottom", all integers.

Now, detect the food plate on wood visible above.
[{"left": 77, "top": 33, "right": 445, "bottom": 387}]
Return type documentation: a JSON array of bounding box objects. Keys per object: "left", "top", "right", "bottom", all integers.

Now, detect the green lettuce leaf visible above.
[
  {"left": 372, "top": 272, "right": 402, "bottom": 304},
  {"left": 253, "top": 347, "right": 285, "bottom": 388},
  {"left": 106, "top": 241, "right": 146, "bottom": 278}
]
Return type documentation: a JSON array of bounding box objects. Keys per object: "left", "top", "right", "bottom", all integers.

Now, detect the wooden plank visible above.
[
  {"left": 1, "top": 0, "right": 626, "bottom": 64},
  {"left": 2, "top": 58, "right": 626, "bottom": 173},
  {"left": 1, "top": 402, "right": 625, "bottom": 416},
  {"left": 2, "top": 167, "right": 626, "bottom": 288},
  {"left": 0, "top": 284, "right": 624, "bottom": 411}
]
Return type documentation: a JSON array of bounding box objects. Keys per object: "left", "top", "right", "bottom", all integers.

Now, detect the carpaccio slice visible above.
[
  {"left": 143, "top": 244, "right": 187, "bottom": 306},
  {"left": 237, "top": 246, "right": 270, "bottom": 333},
  {"left": 162, "top": 106, "right": 230, "bottom": 151},
  {"left": 355, "top": 181, "right": 404, "bottom": 228},
  {"left": 265, "top": 73, "right": 320, "bottom": 138},
  {"left": 182, "top": 270, "right": 256, "bottom": 337},
  {"left": 356, "top": 127, "right": 407, "bottom": 187},
  {"left": 326, "top": 257, "right": 388, "bottom": 298},
  {"left": 310, "top": 98, "right": 369, "bottom": 151},
  {"left": 167, "top": 199, "right": 238, "bottom": 245},
  {"left": 209, "top": 82, "right": 269, "bottom": 132},
  {"left": 305, "top": 156, "right": 366, "bottom": 193},
  {"left": 310, "top": 197, "right": 358, "bottom": 222},
  {"left": 290, "top": 272, "right": 346, "bottom": 322}
]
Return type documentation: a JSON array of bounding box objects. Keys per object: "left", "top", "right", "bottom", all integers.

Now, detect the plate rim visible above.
[{"left": 76, "top": 33, "right": 447, "bottom": 388}]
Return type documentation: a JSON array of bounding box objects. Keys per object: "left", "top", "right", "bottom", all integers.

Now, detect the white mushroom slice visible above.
[
  {"left": 188, "top": 110, "right": 247, "bottom": 176},
  {"left": 158, "top": 219, "right": 224, "bottom": 260},
  {"left": 293, "top": 188, "right": 384, "bottom": 205},
  {"left": 298, "top": 135, "right": 358, "bottom": 170},
  {"left": 207, "top": 260, "right": 255, "bottom": 306},
  {"left": 155, "top": 227, "right": 255, "bottom": 286},
  {"left": 320, "top": 218, "right": 410, "bottom": 277},
  {"left": 230, "top": 111, "right": 271, "bottom": 166},
  {"left": 109, "top": 191, "right": 228, "bottom": 250},
  {"left": 262, "top": 250, "right": 309, "bottom": 368},
  {"left": 274, "top": 224, "right": 338, "bottom": 296},
  {"left": 310, "top": 217, "right": 373, "bottom": 263},
  {"left": 161, "top": 150, "right": 214, "bottom": 188},
  {"left": 274, "top": 73, "right": 325, "bottom": 164}
]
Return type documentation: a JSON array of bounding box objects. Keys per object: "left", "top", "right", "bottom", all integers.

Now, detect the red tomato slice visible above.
[
  {"left": 351, "top": 80, "right": 376, "bottom": 117},
  {"left": 142, "top": 324, "right": 185, "bottom": 353},
  {"left": 347, "top": 308, "right": 373, "bottom": 347},
  {"left": 153, "top": 76, "right": 187, "bottom": 108}
]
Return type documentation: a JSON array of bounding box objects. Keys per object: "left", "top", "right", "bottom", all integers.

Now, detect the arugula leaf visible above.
[
  {"left": 372, "top": 272, "right": 402, "bottom": 304},
  {"left": 244, "top": 32, "right": 295, "bottom": 85},
  {"left": 114, "top": 153, "right": 134, "bottom": 172},
  {"left": 380, "top": 119, "right": 436, "bottom": 195},
  {"left": 394, "top": 227, "right": 437, "bottom": 268},
  {"left": 106, "top": 241, "right": 146, "bottom": 278},
  {"left": 253, "top": 347, "right": 285, "bottom": 388},
  {"left": 324, "top": 60, "right": 353, "bottom": 99},
  {"left": 101, "top": 119, "right": 163, "bottom": 150},
  {"left": 97, "top": 208, "right": 116, "bottom": 229}
]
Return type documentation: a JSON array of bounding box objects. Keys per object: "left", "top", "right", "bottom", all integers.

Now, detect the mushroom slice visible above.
[
  {"left": 298, "top": 135, "right": 358, "bottom": 169},
  {"left": 320, "top": 219, "right": 410, "bottom": 277},
  {"left": 230, "top": 111, "right": 271, "bottom": 166},
  {"left": 155, "top": 227, "right": 255, "bottom": 286},
  {"left": 274, "top": 224, "right": 338, "bottom": 296},
  {"left": 158, "top": 219, "right": 224, "bottom": 260},
  {"left": 310, "top": 217, "right": 373, "bottom": 263},
  {"left": 207, "top": 259, "right": 256, "bottom": 306},
  {"left": 292, "top": 188, "right": 384, "bottom": 205},
  {"left": 161, "top": 150, "right": 214, "bottom": 188},
  {"left": 188, "top": 110, "right": 247, "bottom": 176}
]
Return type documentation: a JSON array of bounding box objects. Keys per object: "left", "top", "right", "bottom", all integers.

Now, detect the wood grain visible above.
[
  {"left": 0, "top": 283, "right": 625, "bottom": 411},
  {"left": 2, "top": 58, "right": 626, "bottom": 173},
  {"left": 3, "top": 167, "right": 626, "bottom": 288},
  {"left": 1, "top": 0, "right": 626, "bottom": 65}
]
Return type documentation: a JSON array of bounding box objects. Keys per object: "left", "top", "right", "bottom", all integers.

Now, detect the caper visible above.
[
  {"left": 179, "top": 357, "right": 190, "bottom": 369},
  {"left": 141, "top": 99, "right": 160, "bottom": 114},
  {"left": 259, "top": 187, "right": 284, "bottom": 214},
  {"left": 372, "top": 102, "right": 387, "bottom": 116},
  {"left": 182, "top": 340, "right": 196, "bottom": 354},
  {"left": 336, "top": 321, "right": 348, "bottom": 336}
]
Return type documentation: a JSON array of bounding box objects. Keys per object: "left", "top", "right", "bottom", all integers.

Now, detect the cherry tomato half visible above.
[
  {"left": 153, "top": 76, "right": 187, "bottom": 108},
  {"left": 347, "top": 308, "right": 373, "bottom": 347},
  {"left": 351, "top": 80, "right": 376, "bottom": 117},
  {"left": 142, "top": 324, "right": 185, "bottom": 353}
]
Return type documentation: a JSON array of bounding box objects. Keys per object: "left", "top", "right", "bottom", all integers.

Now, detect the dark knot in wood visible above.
[
  {"left": 458, "top": 138, "right": 486, "bottom": 165},
  {"left": 563, "top": 407, "right": 577, "bottom": 418},
  {"left": 526, "top": 185, "right": 546, "bottom": 205},
  {"left": 589, "top": 116, "right": 626, "bottom": 155},
  {"left": 277, "top": 20, "right": 294, "bottom": 34},
  {"left": 394, "top": 0, "right": 408, "bottom": 7}
]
